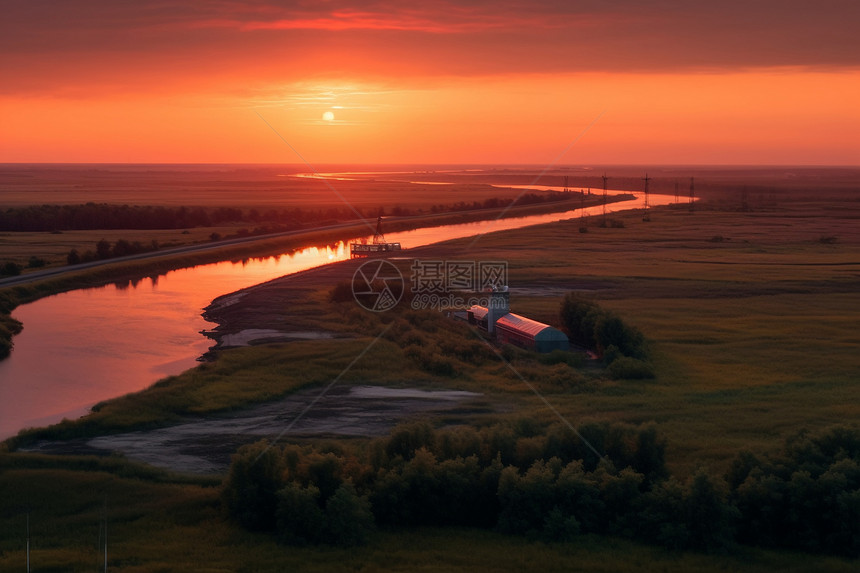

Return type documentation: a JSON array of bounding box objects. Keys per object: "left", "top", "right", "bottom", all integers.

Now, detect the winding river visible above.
[{"left": 0, "top": 191, "right": 673, "bottom": 438}]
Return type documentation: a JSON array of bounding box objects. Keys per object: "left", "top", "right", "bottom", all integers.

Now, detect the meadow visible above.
[{"left": 1, "top": 170, "right": 858, "bottom": 570}]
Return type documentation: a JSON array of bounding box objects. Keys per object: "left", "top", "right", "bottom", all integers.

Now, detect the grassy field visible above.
[
  {"left": 479, "top": 199, "right": 860, "bottom": 475},
  {"left": 1, "top": 454, "right": 857, "bottom": 572},
  {"left": 1, "top": 183, "right": 859, "bottom": 569},
  {"left": 0, "top": 226, "right": 246, "bottom": 268}
]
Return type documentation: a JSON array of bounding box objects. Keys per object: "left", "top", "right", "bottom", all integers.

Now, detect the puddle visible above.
[{"left": 24, "top": 385, "right": 485, "bottom": 475}]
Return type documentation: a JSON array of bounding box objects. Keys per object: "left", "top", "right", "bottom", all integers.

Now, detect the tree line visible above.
[
  {"left": 0, "top": 191, "right": 572, "bottom": 233},
  {"left": 222, "top": 421, "right": 859, "bottom": 556},
  {"left": 425, "top": 191, "right": 579, "bottom": 215},
  {"left": 65, "top": 238, "right": 163, "bottom": 266},
  {"left": 0, "top": 203, "right": 360, "bottom": 232}
]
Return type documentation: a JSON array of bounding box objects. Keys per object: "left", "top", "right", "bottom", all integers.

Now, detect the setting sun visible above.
[
  {"left": 2, "top": 1, "right": 858, "bottom": 164},
  {"left": 1, "top": 2, "right": 859, "bottom": 570}
]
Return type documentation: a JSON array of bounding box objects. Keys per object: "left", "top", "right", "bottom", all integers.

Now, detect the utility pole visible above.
[
  {"left": 579, "top": 189, "right": 587, "bottom": 232},
  {"left": 642, "top": 173, "right": 651, "bottom": 222},
  {"left": 105, "top": 500, "right": 108, "bottom": 573},
  {"left": 602, "top": 173, "right": 608, "bottom": 226},
  {"left": 26, "top": 512, "right": 30, "bottom": 573},
  {"left": 689, "top": 177, "right": 695, "bottom": 212}
]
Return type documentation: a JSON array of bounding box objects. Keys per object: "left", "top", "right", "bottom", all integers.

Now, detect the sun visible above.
[{"left": 322, "top": 111, "right": 335, "bottom": 122}]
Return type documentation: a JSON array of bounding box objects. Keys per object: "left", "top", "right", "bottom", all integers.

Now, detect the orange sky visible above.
[{"left": 2, "top": 1, "right": 859, "bottom": 165}]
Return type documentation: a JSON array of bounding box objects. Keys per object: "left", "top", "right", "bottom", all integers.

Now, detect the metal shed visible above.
[
  {"left": 494, "top": 313, "right": 569, "bottom": 353},
  {"left": 467, "top": 305, "right": 489, "bottom": 331}
]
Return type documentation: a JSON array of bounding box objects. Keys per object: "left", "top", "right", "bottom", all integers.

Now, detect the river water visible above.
[{"left": 0, "top": 191, "right": 671, "bottom": 438}]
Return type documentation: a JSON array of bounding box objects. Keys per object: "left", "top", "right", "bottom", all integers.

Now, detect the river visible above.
[{"left": 0, "top": 191, "right": 673, "bottom": 438}]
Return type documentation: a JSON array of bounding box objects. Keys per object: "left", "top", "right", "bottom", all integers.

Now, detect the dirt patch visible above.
[
  {"left": 24, "top": 384, "right": 488, "bottom": 475},
  {"left": 217, "top": 328, "right": 338, "bottom": 348}
]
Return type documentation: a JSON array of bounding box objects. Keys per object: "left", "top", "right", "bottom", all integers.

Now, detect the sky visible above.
[{"left": 2, "top": 0, "right": 859, "bottom": 165}]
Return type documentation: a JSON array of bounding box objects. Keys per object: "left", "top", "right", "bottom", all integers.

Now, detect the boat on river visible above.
[{"left": 350, "top": 217, "right": 402, "bottom": 258}]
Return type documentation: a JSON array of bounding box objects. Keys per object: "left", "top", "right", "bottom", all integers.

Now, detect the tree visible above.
[
  {"left": 95, "top": 238, "right": 112, "bottom": 259},
  {"left": 67, "top": 249, "right": 81, "bottom": 265},
  {"left": 324, "top": 482, "right": 375, "bottom": 546},
  {"left": 685, "top": 470, "right": 738, "bottom": 552},
  {"left": 222, "top": 440, "right": 285, "bottom": 531},
  {"left": 276, "top": 483, "right": 325, "bottom": 545},
  {"left": 27, "top": 256, "right": 46, "bottom": 268},
  {"left": 559, "top": 293, "right": 600, "bottom": 348}
]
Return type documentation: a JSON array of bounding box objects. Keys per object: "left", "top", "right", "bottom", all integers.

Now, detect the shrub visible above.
[
  {"left": 66, "top": 249, "right": 81, "bottom": 265},
  {"left": 1, "top": 262, "right": 22, "bottom": 276},
  {"left": 538, "top": 349, "right": 584, "bottom": 368},
  {"left": 607, "top": 356, "right": 655, "bottom": 379},
  {"left": 329, "top": 280, "right": 354, "bottom": 303}
]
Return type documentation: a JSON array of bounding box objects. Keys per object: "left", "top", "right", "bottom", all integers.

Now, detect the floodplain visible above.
[{"left": 1, "top": 166, "right": 858, "bottom": 571}]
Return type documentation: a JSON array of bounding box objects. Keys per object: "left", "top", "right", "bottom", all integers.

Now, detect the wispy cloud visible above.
[
  {"left": 196, "top": 4, "right": 581, "bottom": 34},
  {"left": 3, "top": 0, "right": 859, "bottom": 100}
]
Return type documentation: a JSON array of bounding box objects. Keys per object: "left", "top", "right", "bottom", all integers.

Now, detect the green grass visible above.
[
  {"left": 2, "top": 195, "right": 859, "bottom": 570},
  {"left": 435, "top": 199, "right": 860, "bottom": 476},
  {"left": 2, "top": 454, "right": 857, "bottom": 572}
]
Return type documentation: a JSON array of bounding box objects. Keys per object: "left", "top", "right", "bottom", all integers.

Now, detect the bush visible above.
[
  {"left": 1, "top": 262, "right": 22, "bottom": 276},
  {"left": 539, "top": 349, "right": 584, "bottom": 368},
  {"left": 607, "top": 356, "right": 655, "bottom": 379},
  {"left": 329, "top": 280, "right": 354, "bottom": 303},
  {"left": 66, "top": 249, "right": 81, "bottom": 265}
]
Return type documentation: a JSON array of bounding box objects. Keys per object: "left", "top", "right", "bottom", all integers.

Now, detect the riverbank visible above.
[
  {"left": 0, "top": 192, "right": 628, "bottom": 359},
  {"left": 9, "top": 193, "right": 859, "bottom": 473},
  {"left": 3, "top": 195, "right": 859, "bottom": 571}
]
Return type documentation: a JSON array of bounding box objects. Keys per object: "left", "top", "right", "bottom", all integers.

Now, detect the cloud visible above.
[{"left": 1, "top": 1, "right": 859, "bottom": 97}]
